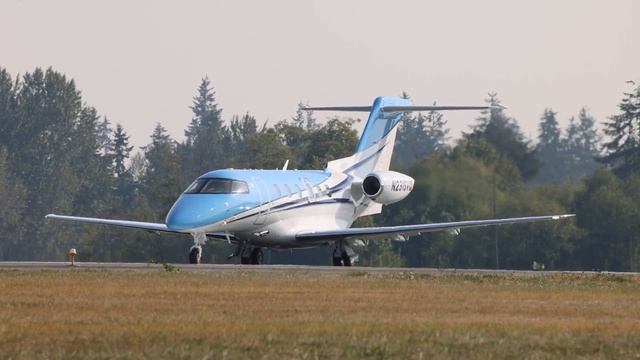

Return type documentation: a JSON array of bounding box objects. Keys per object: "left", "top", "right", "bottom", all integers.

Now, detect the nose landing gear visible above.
[{"left": 188, "top": 232, "right": 207, "bottom": 264}]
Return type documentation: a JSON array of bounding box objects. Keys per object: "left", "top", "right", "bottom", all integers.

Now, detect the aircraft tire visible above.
[
  {"left": 342, "top": 252, "right": 352, "bottom": 267},
  {"left": 189, "top": 246, "right": 201, "bottom": 264},
  {"left": 250, "top": 248, "right": 263, "bottom": 265}
]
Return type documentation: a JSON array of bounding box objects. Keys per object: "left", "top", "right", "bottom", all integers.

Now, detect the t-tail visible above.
[{"left": 304, "top": 96, "right": 498, "bottom": 177}]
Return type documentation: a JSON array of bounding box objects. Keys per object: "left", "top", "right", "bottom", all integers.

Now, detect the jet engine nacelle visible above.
[{"left": 361, "top": 171, "right": 415, "bottom": 205}]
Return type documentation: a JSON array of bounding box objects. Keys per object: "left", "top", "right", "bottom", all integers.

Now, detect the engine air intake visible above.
[{"left": 362, "top": 175, "right": 382, "bottom": 197}]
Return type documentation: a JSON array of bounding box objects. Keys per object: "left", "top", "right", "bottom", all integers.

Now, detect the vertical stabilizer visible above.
[{"left": 326, "top": 96, "right": 411, "bottom": 178}]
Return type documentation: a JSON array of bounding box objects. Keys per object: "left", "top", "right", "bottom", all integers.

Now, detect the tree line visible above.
[{"left": 0, "top": 67, "right": 638, "bottom": 270}]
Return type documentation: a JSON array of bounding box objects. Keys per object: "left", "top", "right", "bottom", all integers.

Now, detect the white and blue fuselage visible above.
[{"left": 166, "top": 169, "right": 353, "bottom": 248}]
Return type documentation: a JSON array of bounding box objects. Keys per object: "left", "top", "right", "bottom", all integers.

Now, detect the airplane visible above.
[{"left": 46, "top": 96, "right": 575, "bottom": 266}]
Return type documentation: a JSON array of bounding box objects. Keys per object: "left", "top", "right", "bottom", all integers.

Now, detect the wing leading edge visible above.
[
  {"left": 46, "top": 214, "right": 173, "bottom": 232},
  {"left": 296, "top": 214, "right": 575, "bottom": 242},
  {"left": 45, "top": 214, "right": 234, "bottom": 241}
]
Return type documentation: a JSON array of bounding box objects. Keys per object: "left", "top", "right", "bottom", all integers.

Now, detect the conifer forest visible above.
[{"left": 0, "top": 67, "right": 638, "bottom": 271}]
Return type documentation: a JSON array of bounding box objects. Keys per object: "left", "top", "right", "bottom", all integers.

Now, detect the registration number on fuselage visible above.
[{"left": 391, "top": 180, "right": 413, "bottom": 192}]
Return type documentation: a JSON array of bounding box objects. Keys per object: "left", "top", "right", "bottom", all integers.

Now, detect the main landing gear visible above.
[
  {"left": 332, "top": 241, "right": 358, "bottom": 266},
  {"left": 240, "top": 247, "right": 264, "bottom": 265},
  {"left": 226, "top": 243, "right": 264, "bottom": 265}
]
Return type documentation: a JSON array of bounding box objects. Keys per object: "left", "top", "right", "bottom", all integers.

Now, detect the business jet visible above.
[{"left": 46, "top": 96, "right": 574, "bottom": 265}]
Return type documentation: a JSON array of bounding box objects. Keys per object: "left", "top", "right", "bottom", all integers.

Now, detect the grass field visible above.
[{"left": 1, "top": 269, "right": 639, "bottom": 359}]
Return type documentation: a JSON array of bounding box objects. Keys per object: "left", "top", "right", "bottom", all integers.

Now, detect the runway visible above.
[{"left": 0, "top": 261, "right": 638, "bottom": 277}]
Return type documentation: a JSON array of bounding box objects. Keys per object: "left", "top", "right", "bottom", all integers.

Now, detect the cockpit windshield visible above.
[{"left": 184, "top": 178, "right": 250, "bottom": 194}]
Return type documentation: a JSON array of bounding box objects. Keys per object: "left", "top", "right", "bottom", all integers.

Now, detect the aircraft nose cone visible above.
[{"left": 165, "top": 195, "right": 223, "bottom": 231}]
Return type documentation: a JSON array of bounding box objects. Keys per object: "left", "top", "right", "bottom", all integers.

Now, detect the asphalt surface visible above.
[{"left": 0, "top": 261, "right": 638, "bottom": 277}]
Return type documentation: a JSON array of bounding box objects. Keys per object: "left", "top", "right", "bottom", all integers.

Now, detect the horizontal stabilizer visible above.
[
  {"left": 302, "top": 104, "right": 505, "bottom": 112},
  {"left": 301, "top": 106, "right": 373, "bottom": 112}
]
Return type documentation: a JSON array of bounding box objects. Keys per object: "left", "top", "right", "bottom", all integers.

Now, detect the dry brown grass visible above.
[{"left": 0, "top": 269, "right": 639, "bottom": 359}]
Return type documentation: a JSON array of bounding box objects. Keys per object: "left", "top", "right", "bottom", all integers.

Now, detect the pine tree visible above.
[
  {"left": 0, "top": 68, "right": 16, "bottom": 149},
  {"left": 142, "top": 123, "right": 183, "bottom": 217},
  {"left": 185, "top": 77, "right": 221, "bottom": 143},
  {"left": 112, "top": 124, "right": 133, "bottom": 179},
  {"left": 71, "top": 106, "right": 114, "bottom": 216},
  {"left": 305, "top": 107, "right": 317, "bottom": 130},
  {"left": 562, "top": 108, "right": 600, "bottom": 179},
  {"left": 394, "top": 103, "right": 449, "bottom": 167},
  {"left": 534, "top": 108, "right": 564, "bottom": 183},
  {"left": 111, "top": 124, "right": 134, "bottom": 204},
  {"left": 291, "top": 101, "right": 317, "bottom": 130},
  {"left": 292, "top": 102, "right": 306, "bottom": 128},
  {"left": 96, "top": 116, "right": 113, "bottom": 157},
  {"left": 228, "top": 113, "right": 259, "bottom": 166},
  {"left": 181, "top": 77, "right": 226, "bottom": 177},
  {"left": 463, "top": 93, "right": 540, "bottom": 181},
  {"left": 601, "top": 81, "right": 640, "bottom": 178},
  {"left": 0, "top": 147, "right": 26, "bottom": 260},
  {"left": 538, "top": 109, "right": 561, "bottom": 149}
]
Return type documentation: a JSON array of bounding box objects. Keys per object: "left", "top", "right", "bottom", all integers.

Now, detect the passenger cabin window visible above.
[{"left": 184, "top": 178, "right": 249, "bottom": 194}]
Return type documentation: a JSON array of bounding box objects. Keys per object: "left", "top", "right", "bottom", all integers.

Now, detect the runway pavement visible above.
[{"left": 0, "top": 261, "right": 638, "bottom": 277}]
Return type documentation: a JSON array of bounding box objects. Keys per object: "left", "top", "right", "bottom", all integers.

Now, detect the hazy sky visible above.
[{"left": 3, "top": 0, "right": 639, "bottom": 148}]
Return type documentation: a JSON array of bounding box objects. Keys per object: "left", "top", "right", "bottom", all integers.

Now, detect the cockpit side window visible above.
[
  {"left": 231, "top": 180, "right": 249, "bottom": 194},
  {"left": 184, "top": 178, "right": 250, "bottom": 194},
  {"left": 184, "top": 179, "right": 207, "bottom": 194}
]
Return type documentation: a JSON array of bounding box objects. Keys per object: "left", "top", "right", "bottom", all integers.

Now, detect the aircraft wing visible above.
[
  {"left": 45, "top": 214, "right": 235, "bottom": 241},
  {"left": 296, "top": 214, "right": 575, "bottom": 242},
  {"left": 46, "top": 214, "right": 174, "bottom": 232}
]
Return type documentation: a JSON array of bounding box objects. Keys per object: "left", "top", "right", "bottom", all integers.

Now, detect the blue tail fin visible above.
[{"left": 355, "top": 96, "right": 412, "bottom": 153}]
